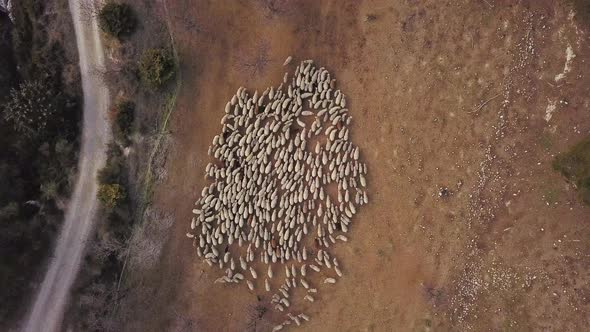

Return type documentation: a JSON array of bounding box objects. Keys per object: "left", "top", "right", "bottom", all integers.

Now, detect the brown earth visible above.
[{"left": 122, "top": 0, "right": 590, "bottom": 331}]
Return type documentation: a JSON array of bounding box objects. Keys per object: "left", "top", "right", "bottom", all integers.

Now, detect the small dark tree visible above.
[
  {"left": 98, "top": 2, "right": 137, "bottom": 39},
  {"left": 138, "top": 48, "right": 175, "bottom": 89},
  {"left": 1, "top": 80, "right": 57, "bottom": 137},
  {"left": 109, "top": 100, "right": 135, "bottom": 146},
  {"left": 115, "top": 100, "right": 134, "bottom": 136}
]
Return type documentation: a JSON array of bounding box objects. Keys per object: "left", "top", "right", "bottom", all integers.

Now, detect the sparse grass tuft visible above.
[
  {"left": 540, "top": 132, "right": 554, "bottom": 151},
  {"left": 569, "top": 0, "right": 590, "bottom": 24},
  {"left": 365, "top": 14, "right": 377, "bottom": 22},
  {"left": 543, "top": 188, "right": 560, "bottom": 205},
  {"left": 553, "top": 137, "right": 590, "bottom": 205}
]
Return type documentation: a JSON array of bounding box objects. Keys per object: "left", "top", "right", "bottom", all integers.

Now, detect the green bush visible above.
[
  {"left": 98, "top": 183, "right": 126, "bottom": 208},
  {"left": 98, "top": 2, "right": 137, "bottom": 39},
  {"left": 553, "top": 137, "right": 590, "bottom": 205},
  {"left": 138, "top": 48, "right": 175, "bottom": 89}
]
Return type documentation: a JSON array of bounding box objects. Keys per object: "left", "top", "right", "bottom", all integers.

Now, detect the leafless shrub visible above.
[
  {"left": 128, "top": 225, "right": 161, "bottom": 270},
  {"left": 152, "top": 133, "right": 173, "bottom": 182},
  {"left": 294, "top": 14, "right": 319, "bottom": 35},
  {"left": 170, "top": 309, "right": 198, "bottom": 332},
  {"left": 76, "top": 282, "right": 118, "bottom": 331},
  {"left": 254, "top": 0, "right": 293, "bottom": 19},
  {"left": 91, "top": 234, "right": 125, "bottom": 264},
  {"left": 89, "top": 63, "right": 117, "bottom": 87},
  {"left": 245, "top": 301, "right": 272, "bottom": 332},
  {"left": 174, "top": 14, "right": 207, "bottom": 34},
  {"left": 128, "top": 207, "right": 174, "bottom": 271},
  {"left": 90, "top": 53, "right": 139, "bottom": 93}
]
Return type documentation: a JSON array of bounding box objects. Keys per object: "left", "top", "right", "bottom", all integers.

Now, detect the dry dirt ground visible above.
[{"left": 122, "top": 0, "right": 590, "bottom": 331}]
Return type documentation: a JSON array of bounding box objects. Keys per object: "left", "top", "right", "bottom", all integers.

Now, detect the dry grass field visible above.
[{"left": 120, "top": 0, "right": 590, "bottom": 330}]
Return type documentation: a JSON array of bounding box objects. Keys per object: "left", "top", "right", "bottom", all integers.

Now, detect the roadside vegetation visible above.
[
  {"left": 68, "top": 97, "right": 137, "bottom": 329},
  {"left": 69, "top": 142, "right": 134, "bottom": 330},
  {"left": 67, "top": 1, "right": 179, "bottom": 329},
  {"left": 553, "top": 137, "right": 590, "bottom": 205},
  {"left": 0, "top": 0, "right": 82, "bottom": 324}
]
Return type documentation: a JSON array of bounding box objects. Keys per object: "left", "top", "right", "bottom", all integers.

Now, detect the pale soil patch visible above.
[{"left": 554, "top": 44, "right": 576, "bottom": 82}]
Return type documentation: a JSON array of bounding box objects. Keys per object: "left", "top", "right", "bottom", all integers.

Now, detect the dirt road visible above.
[
  {"left": 122, "top": 0, "right": 590, "bottom": 330},
  {"left": 22, "top": 1, "right": 110, "bottom": 331}
]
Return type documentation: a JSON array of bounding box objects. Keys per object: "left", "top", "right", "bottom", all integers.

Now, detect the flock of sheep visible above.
[{"left": 187, "top": 57, "right": 368, "bottom": 330}]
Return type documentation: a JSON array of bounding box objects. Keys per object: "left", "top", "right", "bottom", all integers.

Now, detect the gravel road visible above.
[{"left": 23, "top": 0, "right": 110, "bottom": 331}]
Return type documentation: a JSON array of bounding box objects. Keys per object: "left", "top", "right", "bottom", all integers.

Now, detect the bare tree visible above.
[
  {"left": 91, "top": 234, "right": 124, "bottom": 263},
  {"left": 245, "top": 300, "right": 273, "bottom": 332},
  {"left": 174, "top": 14, "right": 207, "bottom": 34},
  {"left": 90, "top": 62, "right": 135, "bottom": 89},
  {"left": 254, "top": 0, "right": 294, "bottom": 19},
  {"left": 171, "top": 309, "right": 198, "bottom": 332},
  {"left": 76, "top": 282, "right": 118, "bottom": 331},
  {"left": 89, "top": 43, "right": 140, "bottom": 94},
  {"left": 127, "top": 207, "right": 174, "bottom": 271},
  {"left": 236, "top": 40, "right": 272, "bottom": 78},
  {"left": 294, "top": 14, "right": 319, "bottom": 35}
]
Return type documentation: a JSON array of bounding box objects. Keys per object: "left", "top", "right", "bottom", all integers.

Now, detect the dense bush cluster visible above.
[
  {"left": 139, "top": 48, "right": 175, "bottom": 89},
  {"left": 98, "top": 2, "right": 137, "bottom": 39}
]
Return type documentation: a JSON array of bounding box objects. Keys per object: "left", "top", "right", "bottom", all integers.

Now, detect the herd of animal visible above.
[{"left": 187, "top": 57, "right": 368, "bottom": 330}]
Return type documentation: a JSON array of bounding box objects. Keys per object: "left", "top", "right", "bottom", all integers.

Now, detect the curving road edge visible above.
[{"left": 22, "top": 0, "right": 110, "bottom": 331}]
